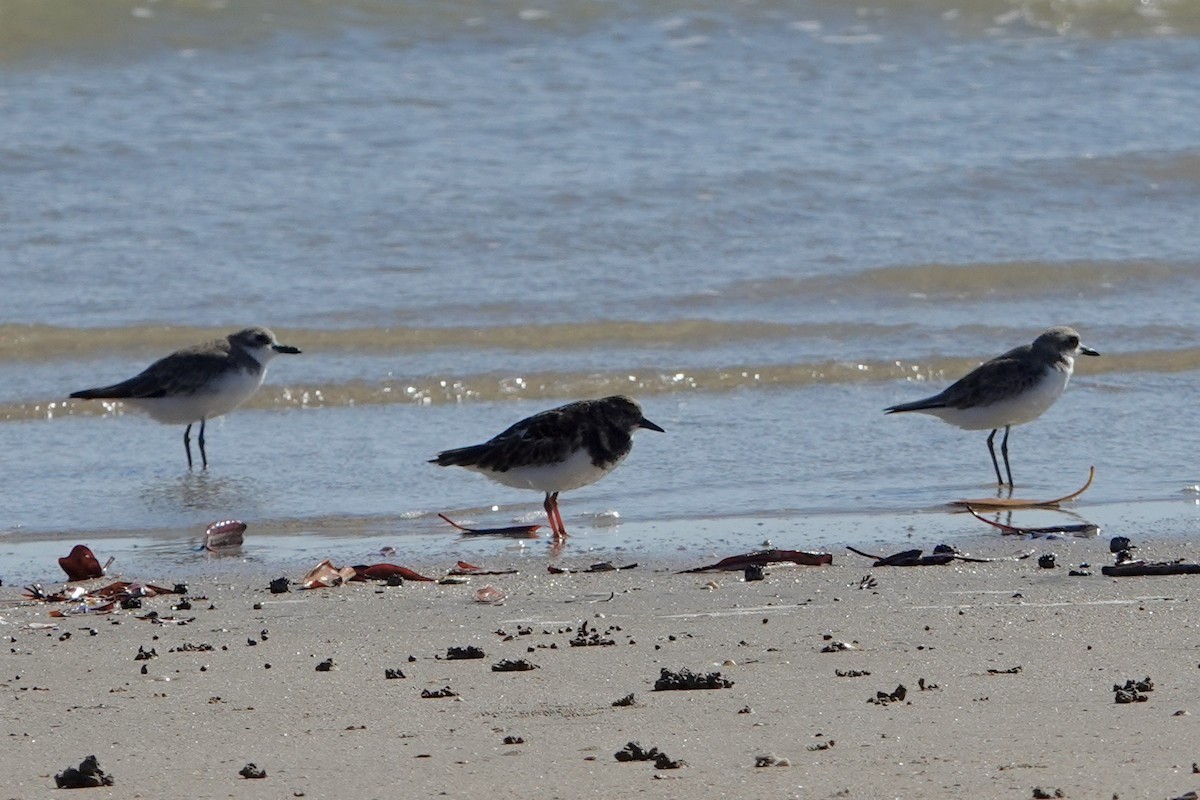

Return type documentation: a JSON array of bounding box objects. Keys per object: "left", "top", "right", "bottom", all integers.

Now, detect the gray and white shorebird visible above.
[
  {"left": 431, "top": 395, "right": 664, "bottom": 539},
  {"left": 70, "top": 327, "right": 301, "bottom": 469},
  {"left": 885, "top": 326, "right": 1099, "bottom": 487}
]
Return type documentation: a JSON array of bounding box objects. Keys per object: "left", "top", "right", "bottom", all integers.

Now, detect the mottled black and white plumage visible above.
[
  {"left": 431, "top": 395, "right": 665, "bottom": 538},
  {"left": 885, "top": 326, "right": 1099, "bottom": 487},
  {"left": 70, "top": 327, "right": 301, "bottom": 469}
]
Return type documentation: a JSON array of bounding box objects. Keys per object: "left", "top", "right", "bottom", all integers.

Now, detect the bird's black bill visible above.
[
  {"left": 1081, "top": 346, "right": 1100, "bottom": 357},
  {"left": 273, "top": 344, "right": 302, "bottom": 354},
  {"left": 639, "top": 417, "right": 665, "bottom": 433}
]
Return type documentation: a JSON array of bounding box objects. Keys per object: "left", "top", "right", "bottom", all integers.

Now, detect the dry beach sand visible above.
[{"left": 2, "top": 535, "right": 1199, "bottom": 800}]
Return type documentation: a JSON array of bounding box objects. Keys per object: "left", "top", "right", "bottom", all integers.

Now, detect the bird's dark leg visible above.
[
  {"left": 183, "top": 424, "right": 194, "bottom": 470},
  {"left": 198, "top": 419, "right": 208, "bottom": 470},
  {"left": 986, "top": 428, "right": 1004, "bottom": 487},
  {"left": 1000, "top": 425, "right": 1013, "bottom": 488},
  {"left": 544, "top": 491, "right": 567, "bottom": 539}
]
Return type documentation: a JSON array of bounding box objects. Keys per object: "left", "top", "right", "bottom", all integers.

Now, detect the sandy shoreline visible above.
[{"left": 2, "top": 534, "right": 1199, "bottom": 800}]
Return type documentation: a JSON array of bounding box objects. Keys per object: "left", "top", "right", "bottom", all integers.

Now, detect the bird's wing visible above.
[
  {"left": 937, "top": 352, "right": 1042, "bottom": 410},
  {"left": 433, "top": 406, "right": 581, "bottom": 471},
  {"left": 72, "top": 348, "right": 232, "bottom": 399}
]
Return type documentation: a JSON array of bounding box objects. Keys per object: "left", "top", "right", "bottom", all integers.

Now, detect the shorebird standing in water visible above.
[
  {"left": 431, "top": 395, "right": 664, "bottom": 538},
  {"left": 70, "top": 327, "right": 301, "bottom": 469},
  {"left": 885, "top": 326, "right": 1099, "bottom": 487}
]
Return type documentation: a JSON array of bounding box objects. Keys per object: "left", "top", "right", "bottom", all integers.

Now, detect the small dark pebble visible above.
[
  {"left": 268, "top": 577, "right": 290, "bottom": 594},
  {"left": 386, "top": 575, "right": 404, "bottom": 587},
  {"left": 120, "top": 596, "right": 142, "bottom": 609},
  {"left": 614, "top": 741, "right": 660, "bottom": 762},
  {"left": 868, "top": 684, "right": 907, "bottom": 705},
  {"left": 654, "top": 753, "right": 685, "bottom": 770},
  {"left": 744, "top": 564, "right": 765, "bottom": 581},
  {"left": 238, "top": 763, "right": 267, "bottom": 780},
  {"left": 1031, "top": 788, "right": 1064, "bottom": 799},
  {"left": 653, "top": 667, "right": 733, "bottom": 691},
  {"left": 755, "top": 753, "right": 792, "bottom": 766},
  {"left": 1109, "top": 536, "right": 1134, "bottom": 553},
  {"left": 54, "top": 755, "right": 114, "bottom": 788},
  {"left": 492, "top": 658, "right": 538, "bottom": 672},
  {"left": 315, "top": 658, "right": 335, "bottom": 672},
  {"left": 445, "top": 645, "right": 485, "bottom": 660},
  {"left": 1037, "top": 554, "right": 1056, "bottom": 569},
  {"left": 384, "top": 668, "right": 406, "bottom": 680},
  {"left": 502, "top": 735, "right": 525, "bottom": 745}
]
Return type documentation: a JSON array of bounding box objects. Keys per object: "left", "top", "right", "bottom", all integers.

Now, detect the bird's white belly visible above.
[
  {"left": 471, "top": 447, "right": 621, "bottom": 494},
  {"left": 930, "top": 367, "right": 1070, "bottom": 431},
  {"left": 127, "top": 369, "right": 265, "bottom": 425}
]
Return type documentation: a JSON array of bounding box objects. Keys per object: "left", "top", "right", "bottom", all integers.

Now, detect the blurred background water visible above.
[{"left": 2, "top": 0, "right": 1199, "bottom": 580}]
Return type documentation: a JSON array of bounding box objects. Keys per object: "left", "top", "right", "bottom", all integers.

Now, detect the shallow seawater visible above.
[{"left": 2, "top": 0, "right": 1200, "bottom": 582}]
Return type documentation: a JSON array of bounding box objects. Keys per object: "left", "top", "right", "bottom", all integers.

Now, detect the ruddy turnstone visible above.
[{"left": 431, "top": 395, "right": 664, "bottom": 538}]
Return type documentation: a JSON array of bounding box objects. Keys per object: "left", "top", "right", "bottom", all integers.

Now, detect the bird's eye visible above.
[
  {"left": 256, "top": 334, "right": 271, "bottom": 345},
  {"left": 1067, "top": 336, "right": 1079, "bottom": 348}
]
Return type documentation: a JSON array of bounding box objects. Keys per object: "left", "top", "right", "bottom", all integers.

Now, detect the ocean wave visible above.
[
  {"left": 2, "top": 0, "right": 1194, "bottom": 62},
  {"left": 3, "top": 346, "right": 1190, "bottom": 422},
  {"left": 671, "top": 260, "right": 1195, "bottom": 306}
]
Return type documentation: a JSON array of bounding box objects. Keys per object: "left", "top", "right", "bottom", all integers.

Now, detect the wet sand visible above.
[{"left": 2, "top": 536, "right": 1199, "bottom": 800}]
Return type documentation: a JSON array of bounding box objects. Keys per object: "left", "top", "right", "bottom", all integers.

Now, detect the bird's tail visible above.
[
  {"left": 429, "top": 444, "right": 490, "bottom": 468},
  {"left": 884, "top": 398, "right": 946, "bottom": 414}
]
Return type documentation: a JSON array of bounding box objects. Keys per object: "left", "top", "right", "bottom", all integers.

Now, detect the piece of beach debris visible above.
[
  {"left": 807, "top": 740, "right": 835, "bottom": 752},
  {"left": 615, "top": 742, "right": 661, "bottom": 762},
  {"left": 58, "top": 545, "right": 109, "bottom": 581},
  {"left": 1101, "top": 560, "right": 1200, "bottom": 577},
  {"left": 1031, "top": 788, "right": 1064, "bottom": 799},
  {"left": 950, "top": 466, "right": 1094, "bottom": 510},
  {"left": 238, "top": 763, "right": 267, "bottom": 780},
  {"left": 755, "top": 753, "right": 791, "bottom": 767},
  {"left": 570, "top": 621, "right": 617, "bottom": 647},
  {"left": 1037, "top": 554, "right": 1056, "bottom": 569},
  {"left": 315, "top": 658, "right": 335, "bottom": 672},
  {"left": 384, "top": 668, "right": 406, "bottom": 680},
  {"left": 268, "top": 577, "right": 290, "bottom": 594},
  {"left": 679, "top": 548, "right": 832, "bottom": 573},
  {"left": 868, "top": 684, "right": 907, "bottom": 705},
  {"left": 836, "top": 669, "right": 871, "bottom": 677},
  {"left": 301, "top": 560, "right": 357, "bottom": 589},
  {"left": 821, "top": 639, "right": 856, "bottom": 653},
  {"left": 858, "top": 574, "right": 878, "bottom": 590},
  {"left": 964, "top": 506, "right": 1100, "bottom": 538},
  {"left": 987, "top": 666, "right": 1023, "bottom": 675},
  {"left": 350, "top": 563, "right": 435, "bottom": 582},
  {"left": 421, "top": 686, "right": 458, "bottom": 699},
  {"left": 134, "top": 645, "right": 157, "bottom": 661},
  {"left": 445, "top": 645, "right": 486, "bottom": 660},
  {"left": 653, "top": 667, "right": 733, "bottom": 691},
  {"left": 1113, "top": 676, "right": 1153, "bottom": 704},
  {"left": 612, "top": 693, "right": 638, "bottom": 707},
  {"left": 54, "top": 755, "right": 115, "bottom": 788},
  {"left": 204, "top": 519, "right": 246, "bottom": 551},
  {"left": 503, "top": 735, "right": 525, "bottom": 745},
  {"left": 448, "top": 560, "right": 519, "bottom": 576},
  {"left": 492, "top": 658, "right": 539, "bottom": 672},
  {"left": 548, "top": 561, "right": 638, "bottom": 574},
  {"left": 744, "top": 564, "right": 766, "bottom": 581},
  {"left": 846, "top": 544, "right": 1032, "bottom": 567},
  {"left": 438, "top": 513, "right": 541, "bottom": 537},
  {"left": 474, "top": 585, "right": 507, "bottom": 604}
]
